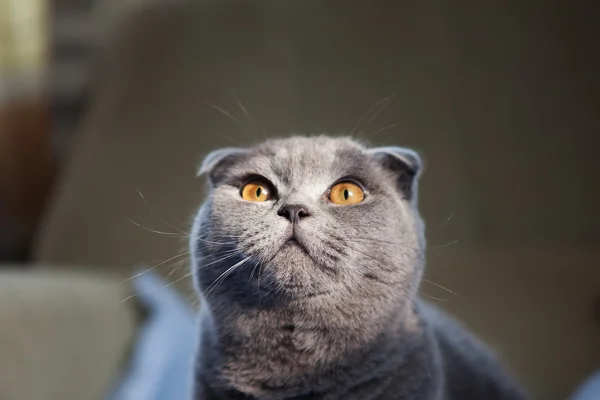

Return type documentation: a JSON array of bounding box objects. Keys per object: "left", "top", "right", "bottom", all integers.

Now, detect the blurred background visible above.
[{"left": 0, "top": 1, "right": 598, "bottom": 400}]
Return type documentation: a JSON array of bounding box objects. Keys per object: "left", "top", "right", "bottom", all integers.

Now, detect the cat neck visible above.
[{"left": 198, "top": 298, "right": 432, "bottom": 398}]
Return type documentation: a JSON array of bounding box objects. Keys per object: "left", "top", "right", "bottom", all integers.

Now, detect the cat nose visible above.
[{"left": 277, "top": 204, "right": 311, "bottom": 224}]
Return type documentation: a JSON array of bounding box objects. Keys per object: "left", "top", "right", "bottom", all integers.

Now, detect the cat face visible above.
[{"left": 192, "top": 136, "right": 425, "bottom": 308}]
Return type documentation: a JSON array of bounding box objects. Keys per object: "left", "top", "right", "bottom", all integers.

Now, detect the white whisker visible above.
[
  {"left": 197, "top": 251, "right": 240, "bottom": 271},
  {"left": 234, "top": 95, "right": 252, "bottom": 121},
  {"left": 367, "top": 123, "right": 397, "bottom": 137},
  {"left": 204, "top": 257, "right": 251, "bottom": 297},
  {"left": 121, "top": 272, "right": 193, "bottom": 303},
  {"left": 206, "top": 101, "right": 242, "bottom": 126},
  {"left": 350, "top": 94, "right": 394, "bottom": 136},
  {"left": 366, "top": 93, "right": 396, "bottom": 125},
  {"left": 121, "top": 251, "right": 191, "bottom": 283},
  {"left": 211, "top": 131, "right": 242, "bottom": 145},
  {"left": 433, "top": 212, "right": 455, "bottom": 234},
  {"left": 421, "top": 278, "right": 459, "bottom": 297},
  {"left": 127, "top": 218, "right": 187, "bottom": 237},
  {"left": 136, "top": 190, "right": 189, "bottom": 236}
]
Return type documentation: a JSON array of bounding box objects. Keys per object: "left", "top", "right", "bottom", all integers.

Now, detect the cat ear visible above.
[
  {"left": 367, "top": 146, "right": 422, "bottom": 202},
  {"left": 197, "top": 147, "right": 247, "bottom": 184}
]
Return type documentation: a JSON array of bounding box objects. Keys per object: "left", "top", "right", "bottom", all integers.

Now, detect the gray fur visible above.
[{"left": 190, "top": 136, "right": 527, "bottom": 400}]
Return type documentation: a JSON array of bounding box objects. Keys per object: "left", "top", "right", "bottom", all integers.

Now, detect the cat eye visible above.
[
  {"left": 240, "top": 180, "right": 273, "bottom": 202},
  {"left": 328, "top": 181, "right": 365, "bottom": 205}
]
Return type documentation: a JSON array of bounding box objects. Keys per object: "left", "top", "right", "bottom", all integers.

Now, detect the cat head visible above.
[{"left": 191, "top": 136, "right": 425, "bottom": 310}]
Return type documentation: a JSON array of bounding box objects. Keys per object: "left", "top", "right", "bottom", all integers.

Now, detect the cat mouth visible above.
[
  {"left": 285, "top": 237, "right": 299, "bottom": 245},
  {"left": 279, "top": 234, "right": 316, "bottom": 260},
  {"left": 283, "top": 237, "right": 308, "bottom": 252},
  {"left": 279, "top": 235, "right": 337, "bottom": 275}
]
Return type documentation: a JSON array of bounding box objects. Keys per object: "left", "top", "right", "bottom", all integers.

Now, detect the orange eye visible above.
[
  {"left": 328, "top": 182, "right": 365, "bottom": 205},
  {"left": 241, "top": 181, "right": 272, "bottom": 202}
]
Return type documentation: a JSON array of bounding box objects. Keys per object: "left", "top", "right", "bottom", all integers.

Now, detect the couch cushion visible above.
[{"left": 0, "top": 268, "right": 139, "bottom": 400}]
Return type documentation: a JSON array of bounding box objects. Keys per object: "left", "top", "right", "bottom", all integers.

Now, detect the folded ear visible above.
[
  {"left": 367, "top": 146, "right": 422, "bottom": 202},
  {"left": 197, "top": 147, "right": 247, "bottom": 185}
]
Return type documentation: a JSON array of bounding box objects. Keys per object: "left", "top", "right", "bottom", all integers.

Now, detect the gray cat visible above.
[{"left": 190, "top": 136, "right": 527, "bottom": 400}]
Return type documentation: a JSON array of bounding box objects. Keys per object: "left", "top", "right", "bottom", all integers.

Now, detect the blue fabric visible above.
[
  {"left": 107, "top": 270, "right": 197, "bottom": 400},
  {"left": 570, "top": 370, "right": 600, "bottom": 400}
]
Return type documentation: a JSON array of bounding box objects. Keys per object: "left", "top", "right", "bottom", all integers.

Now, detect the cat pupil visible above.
[
  {"left": 256, "top": 187, "right": 262, "bottom": 197},
  {"left": 344, "top": 189, "right": 349, "bottom": 200}
]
